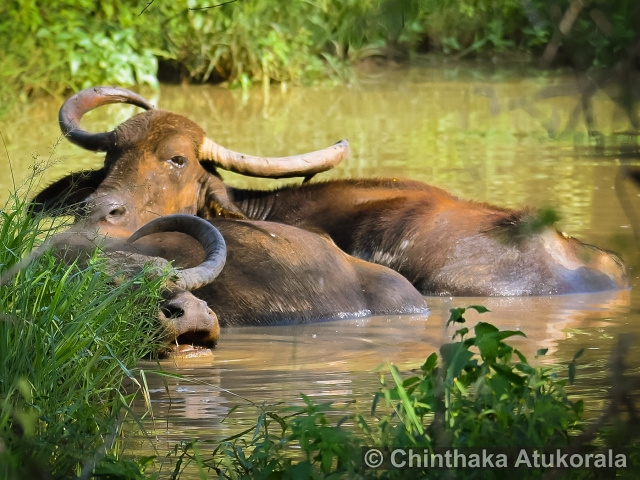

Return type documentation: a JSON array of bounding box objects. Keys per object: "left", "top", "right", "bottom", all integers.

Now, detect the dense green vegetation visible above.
[
  {"left": 0, "top": 191, "right": 166, "bottom": 479},
  {"left": 1, "top": 0, "right": 638, "bottom": 117}
]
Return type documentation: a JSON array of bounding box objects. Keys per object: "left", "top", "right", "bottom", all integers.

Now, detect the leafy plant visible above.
[
  {"left": 1, "top": 0, "right": 638, "bottom": 117},
  {"left": 416, "top": 0, "right": 528, "bottom": 56},
  {"left": 371, "top": 306, "right": 583, "bottom": 452}
]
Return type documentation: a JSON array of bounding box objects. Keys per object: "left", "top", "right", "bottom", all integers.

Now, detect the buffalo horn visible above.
[
  {"left": 199, "top": 138, "right": 350, "bottom": 178},
  {"left": 59, "top": 86, "right": 155, "bottom": 152},
  {"left": 126, "top": 214, "right": 226, "bottom": 291}
]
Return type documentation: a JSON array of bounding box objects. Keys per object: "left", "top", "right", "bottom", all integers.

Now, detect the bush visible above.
[
  {"left": 416, "top": 0, "right": 530, "bottom": 55},
  {"left": 0, "top": 0, "right": 395, "bottom": 111}
]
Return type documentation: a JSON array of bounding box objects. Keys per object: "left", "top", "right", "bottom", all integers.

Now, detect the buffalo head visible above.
[
  {"left": 1, "top": 214, "right": 227, "bottom": 351},
  {"left": 33, "top": 86, "right": 349, "bottom": 233}
]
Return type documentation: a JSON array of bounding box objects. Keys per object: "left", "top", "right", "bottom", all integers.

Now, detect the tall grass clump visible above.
[
  {"left": 0, "top": 191, "right": 167, "bottom": 479},
  {"left": 157, "top": 0, "right": 412, "bottom": 87}
]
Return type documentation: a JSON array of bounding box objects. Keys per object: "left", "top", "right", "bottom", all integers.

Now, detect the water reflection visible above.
[{"left": 1, "top": 63, "right": 639, "bottom": 464}]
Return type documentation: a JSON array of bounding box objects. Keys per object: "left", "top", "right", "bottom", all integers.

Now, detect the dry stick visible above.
[{"left": 541, "top": 0, "right": 585, "bottom": 66}]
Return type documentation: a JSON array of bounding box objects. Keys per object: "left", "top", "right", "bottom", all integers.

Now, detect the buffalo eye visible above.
[{"left": 168, "top": 155, "right": 187, "bottom": 168}]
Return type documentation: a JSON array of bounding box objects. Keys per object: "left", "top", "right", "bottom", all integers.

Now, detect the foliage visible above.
[
  {"left": 373, "top": 306, "right": 582, "bottom": 451},
  {"left": 0, "top": 0, "right": 402, "bottom": 109},
  {"left": 160, "top": 306, "right": 624, "bottom": 479},
  {"left": 151, "top": 0, "right": 337, "bottom": 87},
  {"left": 1, "top": 0, "right": 638, "bottom": 117},
  {"left": 0, "top": 191, "right": 166, "bottom": 479},
  {"left": 0, "top": 0, "right": 161, "bottom": 116},
  {"left": 416, "top": 0, "right": 531, "bottom": 55},
  {"left": 116, "top": 0, "right": 413, "bottom": 87}
]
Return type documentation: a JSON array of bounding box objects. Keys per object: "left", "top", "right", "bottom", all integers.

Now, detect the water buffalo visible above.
[
  {"left": 2, "top": 213, "right": 428, "bottom": 351},
  {"left": 34, "top": 87, "right": 629, "bottom": 296},
  {"left": 228, "top": 179, "right": 630, "bottom": 296},
  {"left": 129, "top": 215, "right": 429, "bottom": 326},
  {"left": 33, "top": 86, "right": 349, "bottom": 229},
  {"left": 0, "top": 214, "right": 225, "bottom": 350}
]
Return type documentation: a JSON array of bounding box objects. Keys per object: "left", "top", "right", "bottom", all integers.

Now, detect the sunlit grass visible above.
[{"left": 0, "top": 190, "right": 167, "bottom": 479}]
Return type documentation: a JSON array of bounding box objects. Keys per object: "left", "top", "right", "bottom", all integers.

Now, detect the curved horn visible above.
[
  {"left": 127, "top": 214, "right": 226, "bottom": 291},
  {"left": 200, "top": 138, "right": 350, "bottom": 178},
  {"left": 59, "top": 86, "right": 155, "bottom": 152}
]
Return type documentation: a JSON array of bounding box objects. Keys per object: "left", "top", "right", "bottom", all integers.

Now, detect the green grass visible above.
[{"left": 0, "top": 191, "right": 167, "bottom": 479}]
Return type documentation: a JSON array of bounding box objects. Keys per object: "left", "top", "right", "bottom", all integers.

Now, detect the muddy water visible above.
[{"left": 1, "top": 61, "right": 639, "bottom": 464}]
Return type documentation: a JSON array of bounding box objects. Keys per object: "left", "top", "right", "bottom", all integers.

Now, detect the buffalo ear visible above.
[
  {"left": 198, "top": 174, "right": 247, "bottom": 220},
  {"left": 30, "top": 169, "right": 107, "bottom": 215}
]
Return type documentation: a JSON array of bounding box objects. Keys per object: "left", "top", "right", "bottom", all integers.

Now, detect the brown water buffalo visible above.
[
  {"left": 0, "top": 214, "right": 225, "bottom": 349},
  {"left": 3, "top": 213, "right": 427, "bottom": 348},
  {"left": 5, "top": 213, "right": 427, "bottom": 321},
  {"left": 228, "top": 179, "right": 630, "bottom": 296},
  {"left": 34, "top": 87, "right": 630, "bottom": 296},
  {"left": 129, "top": 216, "right": 429, "bottom": 326},
  {"left": 33, "top": 86, "right": 349, "bottom": 229}
]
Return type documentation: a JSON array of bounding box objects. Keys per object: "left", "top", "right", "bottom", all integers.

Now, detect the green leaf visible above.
[
  {"left": 447, "top": 307, "right": 466, "bottom": 326},
  {"left": 492, "top": 363, "right": 525, "bottom": 385},
  {"left": 440, "top": 342, "right": 474, "bottom": 379},
  {"left": 454, "top": 327, "right": 469, "bottom": 339},
  {"left": 474, "top": 321, "right": 499, "bottom": 338},
  {"left": 514, "top": 349, "right": 528, "bottom": 364},
  {"left": 321, "top": 450, "right": 333, "bottom": 474},
  {"left": 389, "top": 365, "right": 424, "bottom": 435},
  {"left": 467, "top": 305, "right": 489, "bottom": 314},
  {"left": 422, "top": 352, "right": 438, "bottom": 372},
  {"left": 495, "top": 330, "right": 527, "bottom": 341}
]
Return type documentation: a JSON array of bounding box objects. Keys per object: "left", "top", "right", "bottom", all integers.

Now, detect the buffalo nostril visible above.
[
  {"left": 108, "top": 206, "right": 127, "bottom": 217},
  {"left": 160, "top": 304, "right": 185, "bottom": 319}
]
